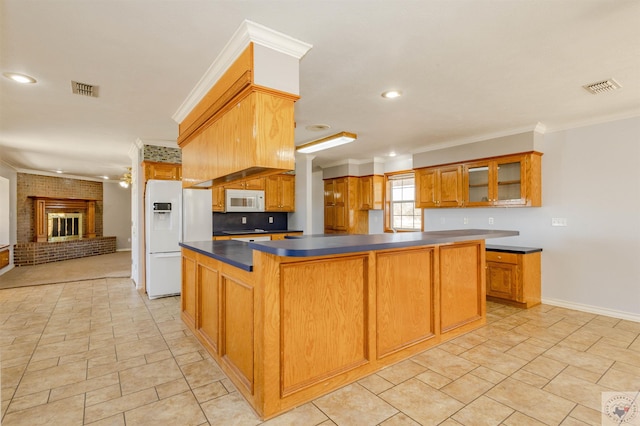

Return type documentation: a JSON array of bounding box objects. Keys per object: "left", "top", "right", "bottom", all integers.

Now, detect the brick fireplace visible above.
[{"left": 13, "top": 173, "right": 116, "bottom": 266}]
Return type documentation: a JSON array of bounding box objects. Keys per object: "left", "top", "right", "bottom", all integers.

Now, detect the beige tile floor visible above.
[{"left": 1, "top": 277, "right": 639, "bottom": 425}]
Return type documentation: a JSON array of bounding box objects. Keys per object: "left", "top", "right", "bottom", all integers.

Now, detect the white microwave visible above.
[{"left": 225, "top": 189, "right": 265, "bottom": 212}]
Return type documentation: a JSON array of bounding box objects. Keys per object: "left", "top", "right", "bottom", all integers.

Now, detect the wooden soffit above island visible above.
[{"left": 174, "top": 21, "right": 312, "bottom": 188}]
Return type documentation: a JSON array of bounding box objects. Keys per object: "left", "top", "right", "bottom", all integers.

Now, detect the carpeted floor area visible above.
[{"left": 0, "top": 251, "right": 131, "bottom": 290}]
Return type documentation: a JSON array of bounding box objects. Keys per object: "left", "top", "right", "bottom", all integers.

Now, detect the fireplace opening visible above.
[{"left": 47, "top": 213, "right": 83, "bottom": 242}]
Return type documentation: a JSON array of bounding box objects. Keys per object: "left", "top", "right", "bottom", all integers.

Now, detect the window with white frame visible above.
[{"left": 388, "top": 173, "right": 421, "bottom": 231}]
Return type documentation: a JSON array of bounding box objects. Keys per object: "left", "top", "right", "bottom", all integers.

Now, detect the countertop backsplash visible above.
[{"left": 213, "top": 212, "right": 288, "bottom": 235}]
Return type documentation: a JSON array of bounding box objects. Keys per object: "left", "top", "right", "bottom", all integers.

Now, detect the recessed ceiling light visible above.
[
  {"left": 389, "top": 151, "right": 397, "bottom": 157},
  {"left": 55, "top": 170, "right": 63, "bottom": 174},
  {"left": 3, "top": 72, "right": 37, "bottom": 84},
  {"left": 102, "top": 176, "right": 109, "bottom": 180},
  {"left": 381, "top": 90, "right": 402, "bottom": 99}
]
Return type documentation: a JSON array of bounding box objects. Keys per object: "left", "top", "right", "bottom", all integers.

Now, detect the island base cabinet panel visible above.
[
  {"left": 181, "top": 239, "right": 491, "bottom": 420},
  {"left": 376, "top": 248, "right": 436, "bottom": 358},
  {"left": 198, "top": 264, "right": 219, "bottom": 352},
  {"left": 181, "top": 253, "right": 197, "bottom": 329},
  {"left": 221, "top": 276, "right": 255, "bottom": 394},
  {"left": 439, "top": 242, "right": 485, "bottom": 334},
  {"left": 279, "top": 256, "right": 369, "bottom": 397}
]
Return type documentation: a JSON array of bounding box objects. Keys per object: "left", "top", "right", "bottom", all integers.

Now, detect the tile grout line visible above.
[{"left": 2, "top": 283, "right": 66, "bottom": 421}]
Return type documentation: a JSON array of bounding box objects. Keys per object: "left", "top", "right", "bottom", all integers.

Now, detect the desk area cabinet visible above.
[{"left": 486, "top": 245, "right": 542, "bottom": 308}]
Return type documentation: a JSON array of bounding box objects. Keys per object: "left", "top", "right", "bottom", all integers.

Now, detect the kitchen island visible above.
[{"left": 180, "top": 229, "right": 518, "bottom": 419}]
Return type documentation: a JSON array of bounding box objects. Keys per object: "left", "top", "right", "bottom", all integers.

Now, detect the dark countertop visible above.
[
  {"left": 179, "top": 240, "right": 254, "bottom": 272},
  {"left": 212, "top": 229, "right": 303, "bottom": 237},
  {"left": 250, "top": 229, "right": 519, "bottom": 257},
  {"left": 182, "top": 229, "right": 519, "bottom": 270},
  {"left": 486, "top": 244, "right": 542, "bottom": 254}
]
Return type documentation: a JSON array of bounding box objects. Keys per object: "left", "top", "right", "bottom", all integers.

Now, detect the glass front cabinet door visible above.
[{"left": 464, "top": 153, "right": 540, "bottom": 207}]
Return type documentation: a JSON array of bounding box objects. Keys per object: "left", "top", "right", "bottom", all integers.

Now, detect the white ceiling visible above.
[{"left": 1, "top": 1, "right": 639, "bottom": 181}]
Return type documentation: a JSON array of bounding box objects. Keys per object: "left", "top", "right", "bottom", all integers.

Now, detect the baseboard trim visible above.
[{"left": 542, "top": 297, "right": 640, "bottom": 323}]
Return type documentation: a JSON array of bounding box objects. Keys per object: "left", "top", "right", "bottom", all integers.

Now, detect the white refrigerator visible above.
[
  {"left": 145, "top": 180, "right": 182, "bottom": 299},
  {"left": 145, "top": 180, "right": 212, "bottom": 299},
  {"left": 182, "top": 188, "right": 213, "bottom": 243}
]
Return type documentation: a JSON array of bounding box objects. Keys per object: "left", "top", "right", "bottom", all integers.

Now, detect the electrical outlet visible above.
[
  {"left": 551, "top": 217, "right": 567, "bottom": 226},
  {"left": 463, "top": 217, "right": 469, "bottom": 225},
  {"left": 269, "top": 216, "right": 274, "bottom": 224},
  {"left": 488, "top": 217, "right": 494, "bottom": 225},
  {"left": 242, "top": 217, "right": 247, "bottom": 224}
]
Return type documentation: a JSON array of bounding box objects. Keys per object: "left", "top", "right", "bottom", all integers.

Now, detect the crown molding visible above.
[
  {"left": 410, "top": 123, "right": 546, "bottom": 155},
  {"left": 543, "top": 110, "right": 640, "bottom": 133},
  {"left": 172, "top": 20, "right": 312, "bottom": 124},
  {"left": 15, "top": 168, "right": 107, "bottom": 182}
]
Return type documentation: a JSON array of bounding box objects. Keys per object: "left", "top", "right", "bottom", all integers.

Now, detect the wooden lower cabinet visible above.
[
  {"left": 0, "top": 248, "right": 9, "bottom": 269},
  {"left": 486, "top": 248, "right": 541, "bottom": 308},
  {"left": 181, "top": 253, "right": 197, "bottom": 329},
  {"left": 181, "top": 240, "right": 486, "bottom": 420}
]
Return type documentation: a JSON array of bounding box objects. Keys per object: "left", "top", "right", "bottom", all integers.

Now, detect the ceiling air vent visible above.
[
  {"left": 583, "top": 78, "right": 621, "bottom": 95},
  {"left": 71, "top": 81, "right": 99, "bottom": 97}
]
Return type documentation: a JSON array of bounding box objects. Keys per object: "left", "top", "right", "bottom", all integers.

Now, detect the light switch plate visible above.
[{"left": 552, "top": 217, "right": 567, "bottom": 226}]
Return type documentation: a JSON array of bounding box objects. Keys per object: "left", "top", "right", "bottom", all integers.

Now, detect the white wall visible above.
[
  {"left": 0, "top": 162, "right": 17, "bottom": 275},
  {"left": 0, "top": 176, "right": 9, "bottom": 245},
  {"left": 103, "top": 182, "right": 132, "bottom": 250},
  {"left": 311, "top": 170, "right": 325, "bottom": 235},
  {"left": 422, "top": 116, "right": 640, "bottom": 319}
]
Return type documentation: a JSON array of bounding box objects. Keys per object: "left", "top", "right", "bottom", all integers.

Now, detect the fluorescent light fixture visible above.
[
  {"left": 296, "top": 131, "right": 357, "bottom": 154},
  {"left": 3, "top": 72, "right": 37, "bottom": 84}
]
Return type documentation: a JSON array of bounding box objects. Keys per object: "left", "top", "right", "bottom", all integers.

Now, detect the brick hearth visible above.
[{"left": 13, "top": 237, "right": 116, "bottom": 266}]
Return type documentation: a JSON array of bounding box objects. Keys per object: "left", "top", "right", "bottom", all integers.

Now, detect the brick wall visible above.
[
  {"left": 13, "top": 237, "right": 116, "bottom": 266},
  {"left": 17, "top": 173, "right": 103, "bottom": 242}
]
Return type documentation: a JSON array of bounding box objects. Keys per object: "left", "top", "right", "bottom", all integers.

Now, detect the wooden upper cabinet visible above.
[
  {"left": 415, "top": 165, "right": 463, "bottom": 208},
  {"left": 415, "top": 151, "right": 542, "bottom": 209},
  {"left": 359, "top": 175, "right": 383, "bottom": 210},
  {"left": 183, "top": 91, "right": 295, "bottom": 188},
  {"left": 265, "top": 174, "right": 295, "bottom": 212},
  {"left": 465, "top": 152, "right": 541, "bottom": 207},
  {"left": 212, "top": 186, "right": 225, "bottom": 212},
  {"left": 225, "top": 177, "right": 265, "bottom": 190},
  {"left": 178, "top": 44, "right": 299, "bottom": 188},
  {"left": 142, "top": 161, "right": 182, "bottom": 182}
]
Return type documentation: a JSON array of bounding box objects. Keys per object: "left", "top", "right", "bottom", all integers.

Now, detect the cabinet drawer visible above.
[{"left": 486, "top": 251, "right": 518, "bottom": 264}]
